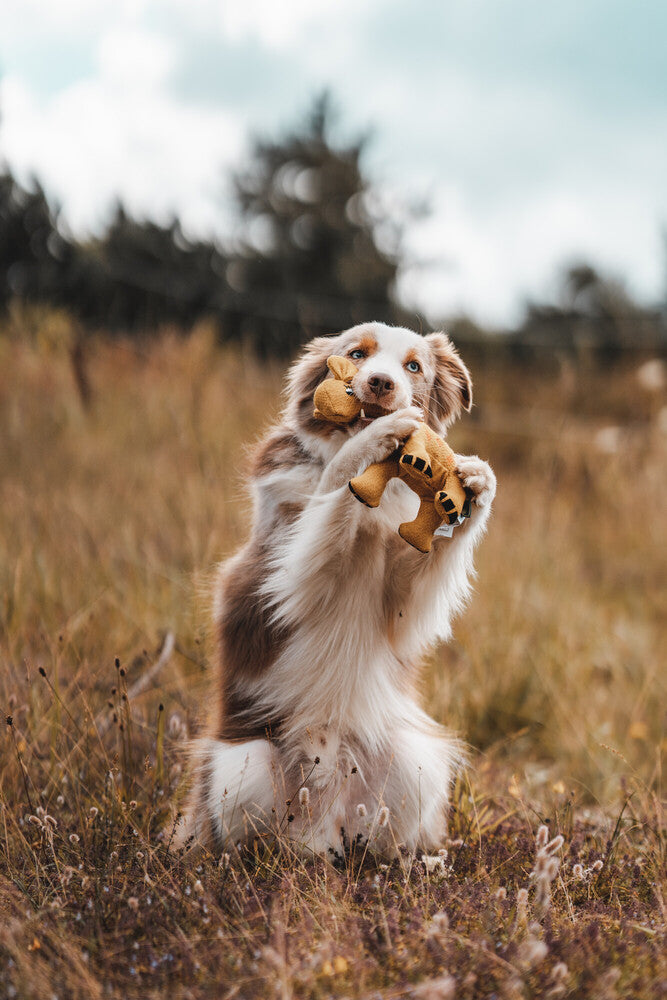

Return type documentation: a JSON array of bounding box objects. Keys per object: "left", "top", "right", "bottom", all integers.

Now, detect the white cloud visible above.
[
  {"left": 0, "top": 59, "right": 244, "bottom": 235},
  {"left": 96, "top": 27, "right": 175, "bottom": 90},
  {"left": 217, "top": 0, "right": 374, "bottom": 50},
  {"left": 0, "top": 0, "right": 148, "bottom": 44},
  {"left": 400, "top": 177, "right": 665, "bottom": 325}
]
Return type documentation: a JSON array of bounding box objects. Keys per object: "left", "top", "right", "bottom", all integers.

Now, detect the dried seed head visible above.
[
  {"left": 551, "top": 962, "right": 569, "bottom": 983},
  {"left": 534, "top": 876, "right": 553, "bottom": 916},
  {"left": 430, "top": 911, "right": 449, "bottom": 933},
  {"left": 411, "top": 974, "right": 456, "bottom": 999},
  {"left": 421, "top": 854, "right": 447, "bottom": 874},
  {"left": 573, "top": 863, "right": 585, "bottom": 880},
  {"left": 59, "top": 867, "right": 75, "bottom": 886},
  {"left": 69, "top": 833, "right": 80, "bottom": 844},
  {"left": 515, "top": 887, "right": 529, "bottom": 929},
  {"left": 517, "top": 936, "right": 549, "bottom": 968},
  {"left": 536, "top": 824, "right": 549, "bottom": 849},
  {"left": 127, "top": 897, "right": 139, "bottom": 911},
  {"left": 545, "top": 856, "right": 559, "bottom": 880},
  {"left": 167, "top": 713, "right": 185, "bottom": 739},
  {"left": 595, "top": 966, "right": 621, "bottom": 1000},
  {"left": 546, "top": 834, "right": 564, "bottom": 854},
  {"left": 298, "top": 787, "right": 310, "bottom": 807},
  {"left": 378, "top": 806, "right": 390, "bottom": 828},
  {"left": 592, "top": 859, "right": 603, "bottom": 871},
  {"left": 356, "top": 803, "right": 367, "bottom": 818}
]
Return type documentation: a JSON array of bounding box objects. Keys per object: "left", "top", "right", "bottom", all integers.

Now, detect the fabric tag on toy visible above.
[{"left": 434, "top": 513, "right": 467, "bottom": 539}]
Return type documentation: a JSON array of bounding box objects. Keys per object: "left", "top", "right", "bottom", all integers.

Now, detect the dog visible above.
[{"left": 175, "top": 322, "right": 496, "bottom": 858}]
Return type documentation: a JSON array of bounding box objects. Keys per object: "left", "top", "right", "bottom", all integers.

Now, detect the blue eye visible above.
[
  {"left": 349, "top": 349, "right": 365, "bottom": 359},
  {"left": 406, "top": 360, "right": 421, "bottom": 373}
]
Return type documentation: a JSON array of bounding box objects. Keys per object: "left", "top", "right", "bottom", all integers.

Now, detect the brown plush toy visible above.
[
  {"left": 350, "top": 424, "right": 470, "bottom": 553},
  {"left": 313, "top": 356, "right": 362, "bottom": 424},
  {"left": 313, "top": 356, "right": 470, "bottom": 553}
]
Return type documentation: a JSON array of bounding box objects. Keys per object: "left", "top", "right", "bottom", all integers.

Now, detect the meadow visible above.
[{"left": 0, "top": 313, "right": 665, "bottom": 999}]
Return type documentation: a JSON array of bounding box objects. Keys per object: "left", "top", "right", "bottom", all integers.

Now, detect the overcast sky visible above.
[{"left": 1, "top": 0, "right": 665, "bottom": 326}]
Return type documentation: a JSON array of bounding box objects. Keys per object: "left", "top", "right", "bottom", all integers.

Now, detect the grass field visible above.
[{"left": 0, "top": 317, "right": 665, "bottom": 999}]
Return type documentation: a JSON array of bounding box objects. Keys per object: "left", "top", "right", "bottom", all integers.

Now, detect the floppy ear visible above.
[
  {"left": 284, "top": 335, "right": 343, "bottom": 426},
  {"left": 425, "top": 332, "right": 473, "bottom": 432},
  {"left": 327, "top": 356, "right": 357, "bottom": 381}
]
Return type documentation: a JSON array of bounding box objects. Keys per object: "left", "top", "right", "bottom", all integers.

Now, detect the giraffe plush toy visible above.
[{"left": 313, "top": 356, "right": 470, "bottom": 553}]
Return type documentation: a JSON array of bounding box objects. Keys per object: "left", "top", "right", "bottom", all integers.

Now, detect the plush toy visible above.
[
  {"left": 350, "top": 423, "right": 470, "bottom": 553},
  {"left": 313, "top": 356, "right": 470, "bottom": 553},
  {"left": 313, "top": 356, "right": 389, "bottom": 424},
  {"left": 313, "top": 356, "right": 362, "bottom": 424}
]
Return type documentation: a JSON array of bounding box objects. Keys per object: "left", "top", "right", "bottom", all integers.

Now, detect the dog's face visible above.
[{"left": 287, "top": 322, "right": 472, "bottom": 439}]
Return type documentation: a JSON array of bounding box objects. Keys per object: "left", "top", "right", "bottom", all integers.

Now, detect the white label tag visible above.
[{"left": 433, "top": 513, "right": 466, "bottom": 539}]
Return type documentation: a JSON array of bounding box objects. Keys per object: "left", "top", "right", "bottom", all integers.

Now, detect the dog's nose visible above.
[{"left": 367, "top": 373, "right": 395, "bottom": 396}]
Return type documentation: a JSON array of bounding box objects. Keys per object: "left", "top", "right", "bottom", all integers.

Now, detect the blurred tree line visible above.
[
  {"left": 1, "top": 94, "right": 665, "bottom": 358},
  {"left": 0, "top": 95, "right": 406, "bottom": 356}
]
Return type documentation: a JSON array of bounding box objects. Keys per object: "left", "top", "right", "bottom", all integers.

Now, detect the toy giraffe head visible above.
[{"left": 313, "top": 356, "right": 362, "bottom": 425}]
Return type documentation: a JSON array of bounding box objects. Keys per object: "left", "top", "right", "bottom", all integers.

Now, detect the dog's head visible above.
[{"left": 286, "top": 322, "right": 472, "bottom": 441}]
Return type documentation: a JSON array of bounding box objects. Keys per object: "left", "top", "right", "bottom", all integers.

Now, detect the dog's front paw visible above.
[
  {"left": 366, "top": 407, "right": 422, "bottom": 460},
  {"left": 456, "top": 456, "right": 496, "bottom": 511}
]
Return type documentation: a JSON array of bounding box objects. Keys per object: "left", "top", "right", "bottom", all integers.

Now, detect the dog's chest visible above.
[{"left": 356, "top": 478, "right": 419, "bottom": 536}]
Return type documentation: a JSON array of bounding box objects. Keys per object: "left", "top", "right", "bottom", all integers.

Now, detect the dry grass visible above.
[{"left": 0, "top": 316, "right": 665, "bottom": 999}]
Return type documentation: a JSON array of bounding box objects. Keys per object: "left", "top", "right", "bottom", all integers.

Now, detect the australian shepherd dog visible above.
[{"left": 175, "top": 322, "right": 496, "bottom": 858}]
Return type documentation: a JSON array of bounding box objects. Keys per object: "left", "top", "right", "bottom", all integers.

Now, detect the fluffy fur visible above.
[{"left": 175, "top": 322, "right": 496, "bottom": 858}]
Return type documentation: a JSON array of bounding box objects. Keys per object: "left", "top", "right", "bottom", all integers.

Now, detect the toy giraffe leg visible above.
[
  {"left": 399, "top": 426, "right": 434, "bottom": 484},
  {"left": 398, "top": 497, "right": 444, "bottom": 553},
  {"left": 434, "top": 471, "right": 469, "bottom": 524},
  {"left": 349, "top": 458, "right": 400, "bottom": 508}
]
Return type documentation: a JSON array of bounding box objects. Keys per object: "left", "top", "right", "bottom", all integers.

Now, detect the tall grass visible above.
[{"left": 0, "top": 319, "right": 664, "bottom": 999}]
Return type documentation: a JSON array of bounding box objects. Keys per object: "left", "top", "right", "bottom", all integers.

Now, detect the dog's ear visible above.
[
  {"left": 425, "top": 332, "right": 472, "bottom": 432},
  {"left": 285, "top": 335, "right": 342, "bottom": 424},
  {"left": 327, "top": 356, "right": 357, "bottom": 382}
]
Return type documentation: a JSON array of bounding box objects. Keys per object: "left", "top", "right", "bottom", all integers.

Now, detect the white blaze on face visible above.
[{"left": 349, "top": 323, "right": 427, "bottom": 410}]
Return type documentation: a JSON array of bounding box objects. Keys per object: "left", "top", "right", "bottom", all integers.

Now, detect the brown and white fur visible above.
[{"left": 175, "top": 322, "right": 496, "bottom": 858}]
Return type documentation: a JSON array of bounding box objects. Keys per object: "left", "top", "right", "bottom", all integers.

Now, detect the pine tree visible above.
[
  {"left": 226, "top": 92, "right": 402, "bottom": 355},
  {"left": 79, "top": 202, "right": 227, "bottom": 332},
  {"left": 0, "top": 170, "right": 74, "bottom": 312}
]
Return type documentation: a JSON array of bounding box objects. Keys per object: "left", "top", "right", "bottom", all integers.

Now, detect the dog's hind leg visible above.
[
  {"left": 174, "top": 737, "right": 280, "bottom": 853},
  {"left": 378, "top": 719, "right": 463, "bottom": 853}
]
